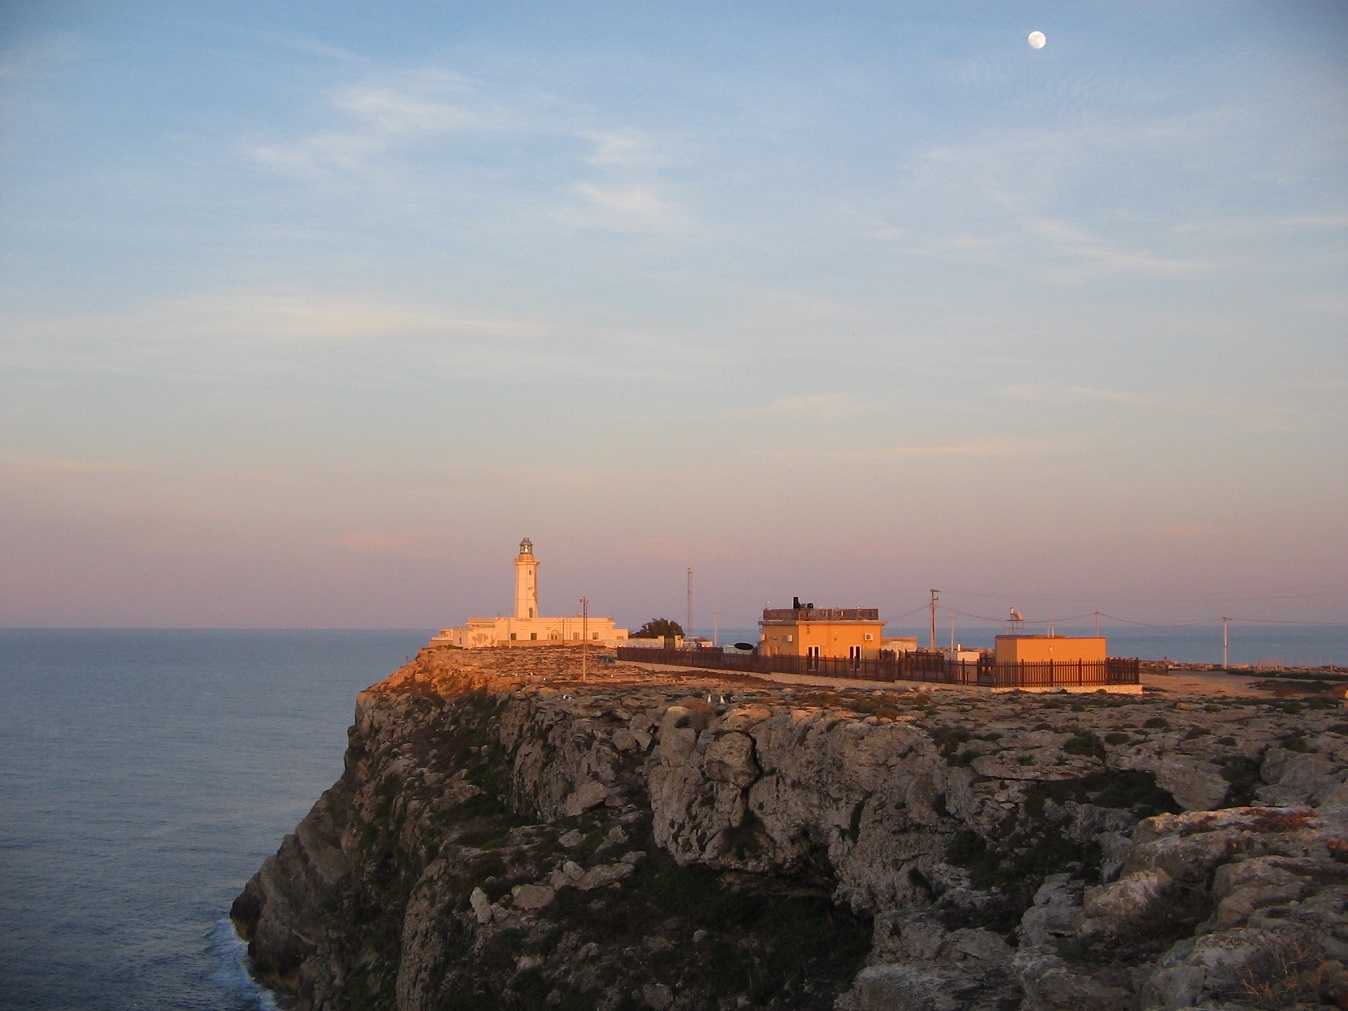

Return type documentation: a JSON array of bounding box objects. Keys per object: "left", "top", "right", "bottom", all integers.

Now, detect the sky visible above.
[{"left": 2, "top": 2, "right": 1346, "bottom": 632}]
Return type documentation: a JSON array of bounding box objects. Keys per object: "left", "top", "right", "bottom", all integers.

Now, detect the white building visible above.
[{"left": 429, "top": 538, "right": 629, "bottom": 648}]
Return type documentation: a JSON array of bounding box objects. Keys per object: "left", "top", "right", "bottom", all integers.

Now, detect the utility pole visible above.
[
  {"left": 713, "top": 609, "right": 719, "bottom": 648},
  {"left": 929, "top": 589, "right": 939, "bottom": 650},
  {"left": 581, "top": 597, "right": 589, "bottom": 682},
  {"left": 1094, "top": 610, "right": 1101, "bottom": 637},
  {"left": 1222, "top": 616, "right": 1229, "bottom": 670}
]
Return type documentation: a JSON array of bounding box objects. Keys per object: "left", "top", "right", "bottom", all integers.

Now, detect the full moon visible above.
[{"left": 1028, "top": 30, "right": 1046, "bottom": 49}]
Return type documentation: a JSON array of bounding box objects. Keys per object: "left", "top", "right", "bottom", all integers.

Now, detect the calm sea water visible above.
[
  {"left": 0, "top": 629, "right": 429, "bottom": 1011},
  {"left": 2, "top": 624, "right": 1344, "bottom": 1009}
]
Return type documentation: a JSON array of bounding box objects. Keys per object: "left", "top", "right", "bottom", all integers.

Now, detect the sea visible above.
[
  {"left": 2, "top": 624, "right": 1345, "bottom": 1010},
  {"left": 0, "top": 629, "right": 430, "bottom": 1011}
]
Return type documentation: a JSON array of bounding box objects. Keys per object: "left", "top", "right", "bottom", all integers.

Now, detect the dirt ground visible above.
[
  {"left": 624, "top": 659, "right": 1346, "bottom": 702},
  {"left": 1144, "top": 667, "right": 1348, "bottom": 700}
]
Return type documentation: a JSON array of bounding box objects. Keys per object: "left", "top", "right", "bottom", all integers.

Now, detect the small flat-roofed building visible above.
[
  {"left": 883, "top": 636, "right": 920, "bottom": 654},
  {"left": 994, "top": 635, "right": 1106, "bottom": 665},
  {"left": 759, "top": 598, "right": 884, "bottom": 662}
]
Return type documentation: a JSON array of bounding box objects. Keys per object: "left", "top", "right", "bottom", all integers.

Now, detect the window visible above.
[
  {"left": 807, "top": 645, "right": 820, "bottom": 671},
  {"left": 509, "top": 633, "right": 517, "bottom": 641},
  {"left": 849, "top": 645, "right": 862, "bottom": 667},
  {"left": 530, "top": 632, "right": 538, "bottom": 640}
]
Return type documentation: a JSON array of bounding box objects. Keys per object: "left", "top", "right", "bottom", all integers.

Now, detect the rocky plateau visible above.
[{"left": 232, "top": 646, "right": 1348, "bottom": 1010}]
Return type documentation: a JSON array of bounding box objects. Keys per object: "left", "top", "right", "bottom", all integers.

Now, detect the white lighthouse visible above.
[
  {"left": 513, "top": 537, "right": 539, "bottom": 619},
  {"left": 429, "top": 538, "right": 628, "bottom": 648}
]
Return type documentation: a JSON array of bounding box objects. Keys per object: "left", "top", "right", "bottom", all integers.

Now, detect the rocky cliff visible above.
[{"left": 232, "top": 647, "right": 1348, "bottom": 1010}]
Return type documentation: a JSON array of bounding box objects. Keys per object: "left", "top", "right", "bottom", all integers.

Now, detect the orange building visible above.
[
  {"left": 994, "top": 635, "right": 1106, "bottom": 665},
  {"left": 759, "top": 599, "right": 884, "bottom": 662}
]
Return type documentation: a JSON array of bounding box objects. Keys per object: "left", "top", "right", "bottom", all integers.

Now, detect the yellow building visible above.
[
  {"left": 430, "top": 538, "right": 629, "bottom": 648},
  {"left": 994, "top": 635, "right": 1106, "bottom": 665},
  {"left": 758, "top": 599, "right": 884, "bottom": 662}
]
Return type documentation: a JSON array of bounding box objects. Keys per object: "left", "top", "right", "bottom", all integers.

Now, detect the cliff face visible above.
[{"left": 232, "top": 648, "right": 1348, "bottom": 1010}]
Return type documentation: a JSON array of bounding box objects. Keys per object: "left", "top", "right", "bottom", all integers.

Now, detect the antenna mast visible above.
[{"left": 686, "top": 567, "right": 693, "bottom": 638}]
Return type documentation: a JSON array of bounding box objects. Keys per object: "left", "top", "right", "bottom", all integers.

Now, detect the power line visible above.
[{"left": 936, "top": 586, "right": 1348, "bottom": 605}]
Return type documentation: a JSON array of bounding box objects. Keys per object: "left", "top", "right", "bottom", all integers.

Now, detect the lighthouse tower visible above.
[{"left": 513, "top": 537, "right": 539, "bottom": 619}]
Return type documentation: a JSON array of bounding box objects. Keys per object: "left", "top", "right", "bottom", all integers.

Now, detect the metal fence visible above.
[{"left": 614, "top": 646, "right": 1140, "bottom": 688}]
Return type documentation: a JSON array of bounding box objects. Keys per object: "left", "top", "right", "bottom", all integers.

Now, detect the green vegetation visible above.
[
  {"left": 531, "top": 847, "right": 870, "bottom": 1006},
  {"left": 632, "top": 618, "right": 685, "bottom": 639},
  {"left": 1219, "top": 754, "right": 1263, "bottom": 806},
  {"left": 1026, "top": 769, "right": 1180, "bottom": 820},
  {"left": 1063, "top": 731, "right": 1105, "bottom": 759}
]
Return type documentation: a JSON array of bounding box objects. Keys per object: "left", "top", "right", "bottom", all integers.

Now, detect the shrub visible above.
[
  {"left": 1063, "top": 731, "right": 1105, "bottom": 759},
  {"left": 1220, "top": 755, "right": 1263, "bottom": 806},
  {"left": 1231, "top": 934, "right": 1348, "bottom": 1010}
]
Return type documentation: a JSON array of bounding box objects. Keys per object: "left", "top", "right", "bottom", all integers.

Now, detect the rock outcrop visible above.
[{"left": 233, "top": 647, "right": 1348, "bottom": 1010}]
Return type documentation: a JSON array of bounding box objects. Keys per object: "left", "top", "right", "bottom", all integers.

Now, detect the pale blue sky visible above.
[{"left": 2, "top": 2, "right": 1345, "bottom": 629}]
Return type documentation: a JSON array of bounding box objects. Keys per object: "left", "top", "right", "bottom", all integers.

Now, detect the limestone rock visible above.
[
  {"left": 1019, "top": 874, "right": 1084, "bottom": 947},
  {"left": 509, "top": 882, "right": 555, "bottom": 910},
  {"left": 469, "top": 887, "right": 492, "bottom": 924},
  {"left": 233, "top": 647, "right": 1348, "bottom": 1011},
  {"left": 1014, "top": 952, "right": 1131, "bottom": 1011},
  {"left": 1075, "top": 868, "right": 1177, "bottom": 942},
  {"left": 1152, "top": 757, "right": 1230, "bottom": 811},
  {"left": 563, "top": 779, "right": 609, "bottom": 816},
  {"left": 574, "top": 861, "right": 634, "bottom": 891}
]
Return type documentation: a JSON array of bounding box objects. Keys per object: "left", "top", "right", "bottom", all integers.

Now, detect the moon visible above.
[{"left": 1028, "top": 30, "right": 1046, "bottom": 49}]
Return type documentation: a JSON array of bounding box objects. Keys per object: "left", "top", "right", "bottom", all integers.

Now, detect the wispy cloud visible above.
[
  {"left": 832, "top": 437, "right": 1056, "bottom": 461},
  {"left": 6, "top": 288, "right": 544, "bottom": 345},
  {"left": 1004, "top": 385, "right": 1164, "bottom": 409},
  {"left": 565, "top": 130, "right": 690, "bottom": 232},
  {"left": 0, "top": 453, "right": 143, "bottom": 494},
  {"left": 252, "top": 69, "right": 493, "bottom": 178},
  {"left": 1149, "top": 522, "right": 1239, "bottom": 542},
  {"left": 1030, "top": 218, "right": 1208, "bottom": 279},
  {"left": 170, "top": 289, "right": 541, "bottom": 342},
  {"left": 569, "top": 182, "right": 683, "bottom": 230},
  {"left": 1002, "top": 383, "right": 1338, "bottom": 436},
  {"left": 582, "top": 130, "right": 668, "bottom": 170},
  {"left": 732, "top": 394, "right": 871, "bottom": 420},
  {"left": 1170, "top": 213, "right": 1348, "bottom": 237},
  {"left": 336, "top": 530, "right": 443, "bottom": 558}
]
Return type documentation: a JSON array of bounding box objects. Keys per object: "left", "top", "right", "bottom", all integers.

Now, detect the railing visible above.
[
  {"left": 614, "top": 647, "right": 1140, "bottom": 688},
  {"left": 760, "top": 608, "right": 880, "bottom": 622}
]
